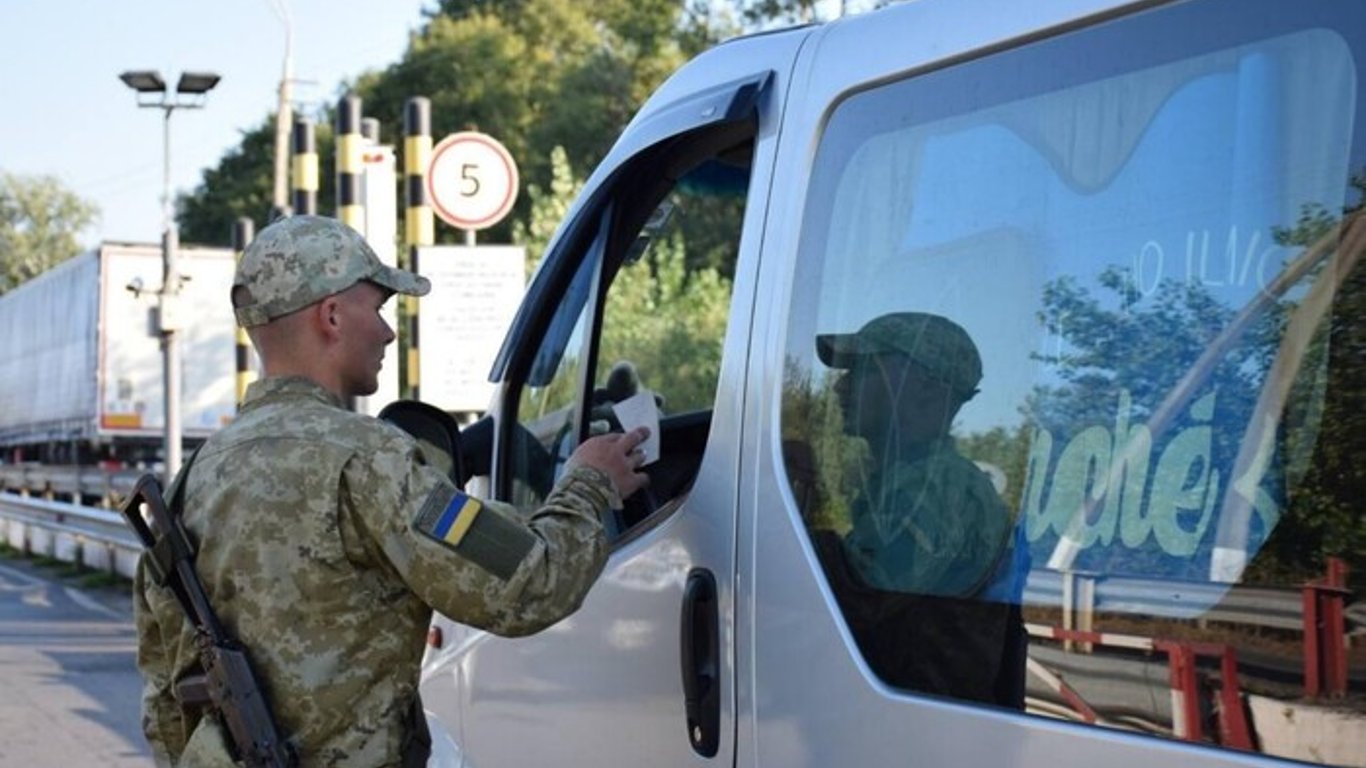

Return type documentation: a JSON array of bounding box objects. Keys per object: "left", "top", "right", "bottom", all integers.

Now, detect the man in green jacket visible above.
[{"left": 814, "top": 311, "right": 1026, "bottom": 707}]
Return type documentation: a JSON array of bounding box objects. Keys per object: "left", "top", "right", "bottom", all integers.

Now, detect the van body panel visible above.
[
  {"left": 424, "top": 0, "right": 1366, "bottom": 764},
  {"left": 741, "top": 0, "right": 1365, "bottom": 764}
]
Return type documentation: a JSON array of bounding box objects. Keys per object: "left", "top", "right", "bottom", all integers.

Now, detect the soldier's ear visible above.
[{"left": 314, "top": 295, "right": 344, "bottom": 341}]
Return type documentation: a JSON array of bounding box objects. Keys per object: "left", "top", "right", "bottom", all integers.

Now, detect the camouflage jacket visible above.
[
  {"left": 843, "top": 438, "right": 1012, "bottom": 597},
  {"left": 134, "top": 376, "right": 615, "bottom": 766}
]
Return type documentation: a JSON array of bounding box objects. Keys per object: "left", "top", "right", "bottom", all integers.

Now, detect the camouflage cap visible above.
[
  {"left": 233, "top": 215, "right": 430, "bottom": 327},
  {"left": 816, "top": 312, "right": 983, "bottom": 396}
]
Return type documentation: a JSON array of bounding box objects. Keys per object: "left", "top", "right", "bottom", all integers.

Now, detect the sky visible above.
[{"left": 0, "top": 0, "right": 433, "bottom": 246}]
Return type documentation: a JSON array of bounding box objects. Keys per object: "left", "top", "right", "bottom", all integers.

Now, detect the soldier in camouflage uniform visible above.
[
  {"left": 133, "top": 216, "right": 650, "bottom": 766},
  {"left": 813, "top": 312, "right": 1027, "bottom": 706}
]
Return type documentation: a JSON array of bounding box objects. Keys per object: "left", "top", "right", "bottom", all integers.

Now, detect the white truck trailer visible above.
[{"left": 0, "top": 242, "right": 243, "bottom": 464}]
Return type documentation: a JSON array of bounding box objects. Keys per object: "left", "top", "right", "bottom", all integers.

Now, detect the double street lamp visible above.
[{"left": 119, "top": 69, "right": 221, "bottom": 483}]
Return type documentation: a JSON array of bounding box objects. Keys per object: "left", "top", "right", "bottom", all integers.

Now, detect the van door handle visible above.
[{"left": 680, "top": 568, "right": 719, "bottom": 757}]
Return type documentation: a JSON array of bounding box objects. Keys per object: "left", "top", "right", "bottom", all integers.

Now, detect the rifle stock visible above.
[{"left": 201, "top": 640, "right": 297, "bottom": 767}]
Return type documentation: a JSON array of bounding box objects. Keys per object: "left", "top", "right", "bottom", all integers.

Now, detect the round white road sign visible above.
[{"left": 427, "top": 131, "right": 519, "bottom": 230}]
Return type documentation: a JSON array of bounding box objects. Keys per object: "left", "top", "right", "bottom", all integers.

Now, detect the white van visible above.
[{"left": 420, "top": 0, "right": 1366, "bottom": 765}]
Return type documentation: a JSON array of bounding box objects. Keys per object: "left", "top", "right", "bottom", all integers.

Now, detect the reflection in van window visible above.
[{"left": 781, "top": 3, "right": 1364, "bottom": 763}]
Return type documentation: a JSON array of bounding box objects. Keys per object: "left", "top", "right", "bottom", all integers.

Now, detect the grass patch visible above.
[
  {"left": 29, "top": 554, "right": 88, "bottom": 579},
  {"left": 76, "top": 570, "right": 126, "bottom": 589},
  {"left": 0, "top": 545, "right": 132, "bottom": 592}
]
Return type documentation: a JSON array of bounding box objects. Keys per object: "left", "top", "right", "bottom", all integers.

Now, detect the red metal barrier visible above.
[
  {"left": 1029, "top": 624, "right": 1253, "bottom": 750},
  {"left": 1303, "top": 557, "right": 1351, "bottom": 699}
]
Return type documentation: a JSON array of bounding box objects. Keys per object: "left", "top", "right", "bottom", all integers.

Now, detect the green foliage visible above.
[
  {"left": 177, "top": 0, "right": 736, "bottom": 249},
  {"left": 1026, "top": 173, "right": 1366, "bottom": 582},
  {"left": 180, "top": 0, "right": 715, "bottom": 251},
  {"left": 957, "top": 425, "right": 1032, "bottom": 515},
  {"left": 0, "top": 172, "right": 98, "bottom": 294},
  {"left": 599, "top": 229, "right": 732, "bottom": 413},
  {"left": 780, "top": 362, "right": 866, "bottom": 533},
  {"left": 513, "top": 145, "right": 582, "bottom": 277},
  {"left": 737, "top": 0, "right": 819, "bottom": 26},
  {"left": 1248, "top": 173, "right": 1366, "bottom": 582},
  {"left": 1028, "top": 266, "right": 1275, "bottom": 438},
  {"left": 178, "top": 117, "right": 281, "bottom": 245}
]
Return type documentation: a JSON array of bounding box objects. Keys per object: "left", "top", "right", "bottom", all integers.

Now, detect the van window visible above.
[
  {"left": 780, "top": 0, "right": 1364, "bottom": 761},
  {"left": 511, "top": 136, "right": 753, "bottom": 537}
]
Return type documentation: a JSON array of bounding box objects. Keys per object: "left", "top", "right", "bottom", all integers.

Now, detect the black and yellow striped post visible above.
[
  {"left": 403, "top": 96, "right": 433, "bottom": 401},
  {"left": 231, "top": 217, "right": 258, "bottom": 409},
  {"left": 291, "top": 116, "right": 318, "bottom": 216},
  {"left": 336, "top": 95, "right": 364, "bottom": 233}
]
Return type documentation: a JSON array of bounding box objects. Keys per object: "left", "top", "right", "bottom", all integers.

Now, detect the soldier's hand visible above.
[{"left": 565, "top": 427, "right": 651, "bottom": 501}]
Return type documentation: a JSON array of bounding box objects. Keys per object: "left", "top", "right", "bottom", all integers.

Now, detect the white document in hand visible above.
[{"left": 611, "top": 390, "right": 661, "bottom": 464}]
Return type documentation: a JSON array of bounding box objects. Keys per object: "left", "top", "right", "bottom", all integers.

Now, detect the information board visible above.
[{"left": 416, "top": 245, "right": 526, "bottom": 412}]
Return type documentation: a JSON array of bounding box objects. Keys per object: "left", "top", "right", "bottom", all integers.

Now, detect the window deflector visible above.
[
  {"left": 570, "top": 207, "right": 614, "bottom": 453},
  {"left": 496, "top": 206, "right": 612, "bottom": 501},
  {"left": 527, "top": 208, "right": 611, "bottom": 388}
]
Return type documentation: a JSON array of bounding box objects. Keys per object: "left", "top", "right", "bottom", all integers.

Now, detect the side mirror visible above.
[{"left": 378, "top": 400, "right": 465, "bottom": 488}]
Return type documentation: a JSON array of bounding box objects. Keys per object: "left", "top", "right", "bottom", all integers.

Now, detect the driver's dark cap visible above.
[{"left": 817, "top": 312, "right": 982, "bottom": 396}]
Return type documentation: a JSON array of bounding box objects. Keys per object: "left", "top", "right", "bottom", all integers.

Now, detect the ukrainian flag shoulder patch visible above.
[
  {"left": 415, "top": 486, "right": 483, "bottom": 547},
  {"left": 413, "top": 484, "right": 536, "bottom": 581}
]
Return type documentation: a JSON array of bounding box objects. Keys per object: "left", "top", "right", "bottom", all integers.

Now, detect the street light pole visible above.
[
  {"left": 160, "top": 103, "right": 183, "bottom": 485},
  {"left": 119, "top": 69, "right": 220, "bottom": 485}
]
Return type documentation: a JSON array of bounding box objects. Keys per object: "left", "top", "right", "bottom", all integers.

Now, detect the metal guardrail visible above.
[
  {"left": 0, "top": 491, "right": 142, "bottom": 579},
  {"left": 1024, "top": 569, "right": 1313, "bottom": 632},
  {"left": 0, "top": 463, "right": 144, "bottom": 506}
]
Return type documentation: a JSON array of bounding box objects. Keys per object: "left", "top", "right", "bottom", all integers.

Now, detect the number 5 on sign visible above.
[{"left": 427, "top": 132, "right": 519, "bottom": 230}]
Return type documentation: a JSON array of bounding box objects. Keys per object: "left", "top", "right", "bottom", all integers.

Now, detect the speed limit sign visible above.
[{"left": 427, "top": 132, "right": 519, "bottom": 230}]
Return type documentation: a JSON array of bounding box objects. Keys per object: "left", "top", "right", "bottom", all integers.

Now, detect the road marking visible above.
[
  {"left": 0, "top": 560, "right": 127, "bottom": 620},
  {"left": 0, "top": 561, "right": 44, "bottom": 589},
  {"left": 64, "top": 586, "right": 125, "bottom": 620}
]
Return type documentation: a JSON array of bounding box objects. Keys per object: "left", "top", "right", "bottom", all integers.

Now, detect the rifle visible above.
[{"left": 121, "top": 470, "right": 298, "bottom": 768}]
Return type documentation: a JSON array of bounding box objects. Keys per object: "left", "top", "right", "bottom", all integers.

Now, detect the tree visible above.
[
  {"left": 599, "top": 230, "right": 733, "bottom": 412},
  {"left": 177, "top": 0, "right": 729, "bottom": 249},
  {"left": 1021, "top": 171, "right": 1366, "bottom": 583},
  {"left": 737, "top": 0, "right": 818, "bottom": 27},
  {"left": 735, "top": 0, "right": 893, "bottom": 29},
  {"left": 514, "top": 145, "right": 581, "bottom": 274},
  {"left": 1252, "top": 171, "right": 1366, "bottom": 582},
  {"left": 0, "top": 172, "right": 98, "bottom": 295},
  {"left": 178, "top": 116, "right": 291, "bottom": 246}
]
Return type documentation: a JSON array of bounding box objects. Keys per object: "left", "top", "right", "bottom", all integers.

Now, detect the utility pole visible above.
[{"left": 269, "top": 0, "right": 294, "bottom": 218}]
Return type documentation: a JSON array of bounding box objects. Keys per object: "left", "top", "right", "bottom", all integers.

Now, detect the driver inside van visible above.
[{"left": 812, "top": 311, "right": 1028, "bottom": 707}]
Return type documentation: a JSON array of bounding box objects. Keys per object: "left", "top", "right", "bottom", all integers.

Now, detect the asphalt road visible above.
[{"left": 0, "top": 557, "right": 150, "bottom": 766}]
